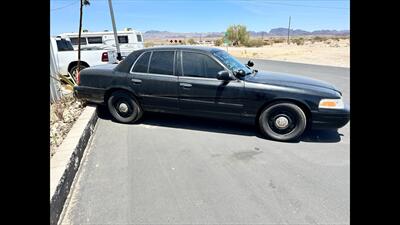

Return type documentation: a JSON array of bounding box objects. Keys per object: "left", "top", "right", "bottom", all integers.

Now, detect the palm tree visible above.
[{"left": 76, "top": 0, "right": 90, "bottom": 79}]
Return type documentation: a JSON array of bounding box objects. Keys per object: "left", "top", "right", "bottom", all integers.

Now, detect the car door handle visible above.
[
  {"left": 131, "top": 78, "right": 142, "bottom": 84},
  {"left": 180, "top": 83, "right": 192, "bottom": 88}
]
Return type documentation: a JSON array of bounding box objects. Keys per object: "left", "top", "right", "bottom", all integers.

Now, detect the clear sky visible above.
[{"left": 50, "top": 0, "right": 349, "bottom": 35}]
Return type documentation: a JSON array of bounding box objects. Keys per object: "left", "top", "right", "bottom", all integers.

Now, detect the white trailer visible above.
[{"left": 59, "top": 28, "right": 144, "bottom": 57}]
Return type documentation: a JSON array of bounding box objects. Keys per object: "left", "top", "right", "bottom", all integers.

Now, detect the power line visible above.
[
  {"left": 51, "top": 0, "right": 79, "bottom": 11},
  {"left": 259, "top": 1, "right": 349, "bottom": 10}
]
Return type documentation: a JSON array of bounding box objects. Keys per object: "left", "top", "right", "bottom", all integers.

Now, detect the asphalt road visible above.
[{"left": 59, "top": 59, "right": 350, "bottom": 225}]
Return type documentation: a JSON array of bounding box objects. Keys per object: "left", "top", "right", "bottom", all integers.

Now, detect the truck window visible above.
[
  {"left": 132, "top": 52, "right": 151, "bottom": 73},
  {"left": 87, "top": 36, "right": 103, "bottom": 44},
  {"left": 56, "top": 39, "right": 74, "bottom": 51},
  {"left": 136, "top": 34, "right": 142, "bottom": 42},
  {"left": 118, "top": 36, "right": 129, "bottom": 44},
  {"left": 148, "top": 51, "right": 174, "bottom": 75},
  {"left": 70, "top": 37, "right": 87, "bottom": 45}
]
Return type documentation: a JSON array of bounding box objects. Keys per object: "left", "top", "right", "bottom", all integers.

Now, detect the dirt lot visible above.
[
  {"left": 146, "top": 37, "right": 349, "bottom": 68},
  {"left": 215, "top": 38, "right": 349, "bottom": 68}
]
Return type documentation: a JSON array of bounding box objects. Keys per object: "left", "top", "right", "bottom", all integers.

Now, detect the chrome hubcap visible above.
[
  {"left": 118, "top": 103, "right": 129, "bottom": 113},
  {"left": 275, "top": 116, "right": 289, "bottom": 129}
]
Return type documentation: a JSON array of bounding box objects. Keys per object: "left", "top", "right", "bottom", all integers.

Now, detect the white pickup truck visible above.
[{"left": 50, "top": 37, "right": 117, "bottom": 78}]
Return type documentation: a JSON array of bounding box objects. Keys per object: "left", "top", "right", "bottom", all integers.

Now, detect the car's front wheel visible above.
[
  {"left": 258, "top": 102, "right": 307, "bottom": 141},
  {"left": 107, "top": 91, "right": 143, "bottom": 123}
]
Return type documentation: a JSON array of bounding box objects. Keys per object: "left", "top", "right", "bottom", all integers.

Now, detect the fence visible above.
[{"left": 50, "top": 40, "right": 62, "bottom": 103}]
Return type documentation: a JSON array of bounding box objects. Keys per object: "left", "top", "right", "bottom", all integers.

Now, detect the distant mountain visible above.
[{"left": 143, "top": 28, "right": 349, "bottom": 39}]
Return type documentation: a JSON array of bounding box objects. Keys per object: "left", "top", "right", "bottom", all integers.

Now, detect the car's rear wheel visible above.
[
  {"left": 259, "top": 102, "right": 307, "bottom": 141},
  {"left": 107, "top": 91, "right": 143, "bottom": 123}
]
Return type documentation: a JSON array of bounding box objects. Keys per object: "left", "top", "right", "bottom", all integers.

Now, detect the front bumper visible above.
[
  {"left": 73, "top": 86, "right": 106, "bottom": 104},
  {"left": 311, "top": 105, "right": 350, "bottom": 129}
]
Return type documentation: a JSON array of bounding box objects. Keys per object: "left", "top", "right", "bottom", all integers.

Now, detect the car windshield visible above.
[{"left": 212, "top": 50, "right": 252, "bottom": 75}]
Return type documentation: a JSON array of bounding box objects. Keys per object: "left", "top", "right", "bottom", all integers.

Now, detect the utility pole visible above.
[
  {"left": 287, "top": 16, "right": 291, "bottom": 45},
  {"left": 108, "top": 0, "right": 122, "bottom": 60}
]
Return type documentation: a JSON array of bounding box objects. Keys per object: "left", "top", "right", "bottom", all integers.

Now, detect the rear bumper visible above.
[
  {"left": 73, "top": 86, "right": 106, "bottom": 104},
  {"left": 311, "top": 105, "right": 350, "bottom": 129}
]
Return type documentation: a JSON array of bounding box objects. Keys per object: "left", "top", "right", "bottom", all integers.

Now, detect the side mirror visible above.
[
  {"left": 217, "top": 70, "right": 233, "bottom": 81},
  {"left": 235, "top": 69, "right": 246, "bottom": 77},
  {"left": 247, "top": 60, "right": 254, "bottom": 67}
]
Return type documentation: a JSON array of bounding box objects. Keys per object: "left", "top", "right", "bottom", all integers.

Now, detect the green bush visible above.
[
  {"left": 214, "top": 39, "right": 223, "bottom": 46},
  {"left": 244, "top": 39, "right": 264, "bottom": 47}
]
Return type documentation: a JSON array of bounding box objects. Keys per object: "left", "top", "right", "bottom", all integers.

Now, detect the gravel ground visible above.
[{"left": 50, "top": 93, "right": 86, "bottom": 157}]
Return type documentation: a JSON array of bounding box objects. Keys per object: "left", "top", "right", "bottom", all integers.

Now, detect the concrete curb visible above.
[{"left": 50, "top": 105, "right": 98, "bottom": 225}]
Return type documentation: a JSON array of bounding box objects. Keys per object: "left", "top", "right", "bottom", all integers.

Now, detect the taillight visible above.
[
  {"left": 101, "top": 52, "right": 109, "bottom": 62},
  {"left": 76, "top": 71, "right": 80, "bottom": 85}
]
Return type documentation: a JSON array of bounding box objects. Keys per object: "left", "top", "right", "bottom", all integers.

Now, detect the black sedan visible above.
[{"left": 74, "top": 46, "right": 350, "bottom": 141}]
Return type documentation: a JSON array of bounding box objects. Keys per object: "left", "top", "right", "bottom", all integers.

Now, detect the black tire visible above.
[
  {"left": 69, "top": 64, "right": 87, "bottom": 80},
  {"left": 258, "top": 102, "right": 307, "bottom": 141},
  {"left": 107, "top": 91, "right": 143, "bottom": 123}
]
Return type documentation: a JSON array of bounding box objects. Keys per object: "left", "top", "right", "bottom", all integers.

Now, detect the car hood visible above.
[{"left": 244, "top": 70, "right": 340, "bottom": 94}]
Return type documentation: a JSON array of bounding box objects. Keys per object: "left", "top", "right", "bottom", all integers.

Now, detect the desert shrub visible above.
[
  {"left": 144, "top": 42, "right": 154, "bottom": 47},
  {"left": 292, "top": 37, "right": 305, "bottom": 45},
  {"left": 214, "top": 39, "right": 223, "bottom": 46},
  {"left": 312, "top": 36, "right": 328, "bottom": 42},
  {"left": 244, "top": 39, "right": 264, "bottom": 47},
  {"left": 273, "top": 38, "right": 285, "bottom": 43},
  {"left": 263, "top": 39, "right": 272, "bottom": 45},
  {"left": 187, "top": 38, "right": 196, "bottom": 45}
]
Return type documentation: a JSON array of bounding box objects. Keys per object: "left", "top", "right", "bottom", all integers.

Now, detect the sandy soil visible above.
[
  {"left": 215, "top": 39, "right": 349, "bottom": 68},
  {"left": 50, "top": 93, "right": 85, "bottom": 157}
]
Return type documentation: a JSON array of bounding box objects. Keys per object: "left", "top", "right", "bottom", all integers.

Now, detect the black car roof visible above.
[{"left": 141, "top": 45, "right": 223, "bottom": 53}]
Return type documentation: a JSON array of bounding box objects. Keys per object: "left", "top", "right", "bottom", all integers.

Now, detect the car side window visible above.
[
  {"left": 204, "top": 55, "right": 224, "bottom": 78},
  {"left": 148, "top": 51, "right": 175, "bottom": 75},
  {"left": 182, "top": 52, "right": 224, "bottom": 78},
  {"left": 132, "top": 52, "right": 151, "bottom": 73}
]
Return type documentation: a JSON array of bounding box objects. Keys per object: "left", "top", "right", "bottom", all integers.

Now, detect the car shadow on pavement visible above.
[{"left": 96, "top": 106, "right": 342, "bottom": 143}]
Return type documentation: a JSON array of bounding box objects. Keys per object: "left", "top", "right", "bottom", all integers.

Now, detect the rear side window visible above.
[
  {"left": 132, "top": 52, "right": 151, "bottom": 73},
  {"left": 87, "top": 36, "right": 102, "bottom": 44},
  {"left": 56, "top": 39, "right": 74, "bottom": 51},
  {"left": 137, "top": 34, "right": 142, "bottom": 42},
  {"left": 148, "top": 51, "right": 175, "bottom": 75},
  {"left": 118, "top": 36, "right": 129, "bottom": 44},
  {"left": 70, "top": 37, "right": 87, "bottom": 45},
  {"left": 182, "top": 52, "right": 203, "bottom": 77},
  {"left": 182, "top": 52, "right": 224, "bottom": 78}
]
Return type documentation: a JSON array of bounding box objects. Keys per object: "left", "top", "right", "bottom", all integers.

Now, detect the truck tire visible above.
[
  {"left": 69, "top": 64, "right": 87, "bottom": 80},
  {"left": 107, "top": 91, "right": 143, "bottom": 123},
  {"left": 258, "top": 102, "right": 307, "bottom": 141}
]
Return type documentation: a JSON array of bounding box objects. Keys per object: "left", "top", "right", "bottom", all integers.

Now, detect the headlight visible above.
[{"left": 319, "top": 97, "right": 344, "bottom": 109}]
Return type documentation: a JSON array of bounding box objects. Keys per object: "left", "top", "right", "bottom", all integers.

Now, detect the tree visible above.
[
  {"left": 226, "top": 25, "right": 249, "bottom": 46},
  {"left": 76, "top": 0, "right": 90, "bottom": 79}
]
